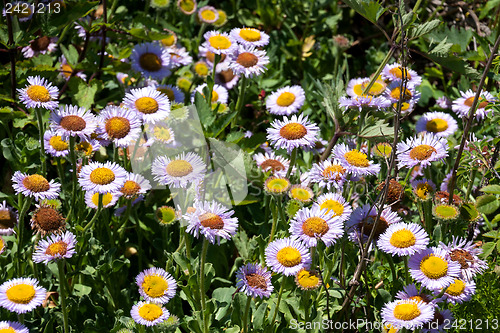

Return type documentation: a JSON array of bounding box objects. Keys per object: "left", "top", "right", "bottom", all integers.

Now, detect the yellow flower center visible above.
[
  {"left": 389, "top": 229, "right": 416, "bottom": 248},
  {"left": 27, "top": 85, "right": 51, "bottom": 102},
  {"left": 89, "top": 167, "right": 116, "bottom": 185},
  {"left": 199, "top": 212, "right": 224, "bottom": 229},
  {"left": 76, "top": 141, "right": 94, "bottom": 156},
  {"left": 49, "top": 135, "right": 69, "bottom": 151},
  {"left": 420, "top": 255, "right": 448, "bottom": 279},
  {"left": 446, "top": 279, "right": 466, "bottom": 296},
  {"left": 138, "top": 303, "right": 163, "bottom": 321},
  {"left": 179, "top": 0, "right": 195, "bottom": 12},
  {"left": 393, "top": 302, "right": 421, "bottom": 321},
  {"left": 211, "top": 90, "right": 219, "bottom": 103},
  {"left": 390, "top": 87, "right": 413, "bottom": 100},
  {"left": 166, "top": 160, "right": 193, "bottom": 177},
  {"left": 139, "top": 53, "right": 162, "bottom": 72},
  {"left": 45, "top": 240, "right": 68, "bottom": 256},
  {"left": 434, "top": 204, "right": 459, "bottom": 219},
  {"left": 200, "top": 9, "right": 216, "bottom": 21},
  {"left": 157, "top": 87, "right": 176, "bottom": 101},
  {"left": 135, "top": 97, "right": 159, "bottom": 114},
  {"left": 91, "top": 192, "right": 114, "bottom": 206},
  {"left": 373, "top": 143, "right": 392, "bottom": 157},
  {"left": 415, "top": 183, "right": 433, "bottom": 200},
  {"left": 296, "top": 269, "right": 320, "bottom": 289},
  {"left": 389, "top": 66, "right": 411, "bottom": 80},
  {"left": 353, "top": 81, "right": 386, "bottom": 96},
  {"left": 344, "top": 150, "right": 369, "bottom": 167},
  {"left": 302, "top": 217, "right": 329, "bottom": 237},
  {"left": 239, "top": 28, "right": 261, "bottom": 42},
  {"left": 194, "top": 62, "right": 209, "bottom": 76},
  {"left": 276, "top": 246, "right": 302, "bottom": 267},
  {"left": 320, "top": 200, "right": 344, "bottom": 217},
  {"left": 426, "top": 118, "right": 448, "bottom": 133},
  {"left": 322, "top": 164, "right": 346, "bottom": 180},
  {"left": 142, "top": 275, "right": 168, "bottom": 298},
  {"left": 6, "top": 284, "right": 36, "bottom": 304},
  {"left": 260, "top": 159, "right": 285, "bottom": 173},
  {"left": 161, "top": 34, "right": 176, "bottom": 47},
  {"left": 105, "top": 117, "right": 131, "bottom": 139},
  {"left": 0, "top": 327, "right": 16, "bottom": 333},
  {"left": 214, "top": 10, "right": 227, "bottom": 26},
  {"left": 60, "top": 115, "right": 86, "bottom": 131},
  {"left": 276, "top": 92, "right": 296, "bottom": 107},
  {"left": 208, "top": 35, "right": 232, "bottom": 50},
  {"left": 279, "top": 123, "right": 307, "bottom": 140},
  {"left": 290, "top": 187, "right": 312, "bottom": 202},
  {"left": 409, "top": 144, "right": 436, "bottom": 161},
  {"left": 464, "top": 96, "right": 489, "bottom": 109},
  {"left": 236, "top": 52, "right": 259, "bottom": 68},
  {"left": 121, "top": 181, "right": 141, "bottom": 197},
  {"left": 266, "top": 178, "right": 290, "bottom": 193},
  {"left": 22, "top": 174, "right": 50, "bottom": 192}
]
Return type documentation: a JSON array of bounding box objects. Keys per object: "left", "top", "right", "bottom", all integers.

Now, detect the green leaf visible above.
[
  {"left": 194, "top": 92, "right": 215, "bottom": 128},
  {"left": 409, "top": 19, "right": 441, "bottom": 39},
  {"left": 60, "top": 44, "right": 79, "bottom": 66},
  {"left": 460, "top": 203, "right": 480, "bottom": 222},
  {"left": 359, "top": 119, "right": 393, "bottom": 139},
  {"left": 70, "top": 79, "right": 102, "bottom": 109},
  {"left": 481, "top": 185, "right": 500, "bottom": 195},
  {"left": 73, "top": 284, "right": 92, "bottom": 296},
  {"left": 481, "top": 241, "right": 496, "bottom": 258},
  {"left": 483, "top": 230, "right": 500, "bottom": 239},
  {"left": 429, "top": 36, "right": 453, "bottom": 56},
  {"left": 0, "top": 107, "right": 26, "bottom": 120},
  {"left": 476, "top": 195, "right": 500, "bottom": 215},
  {"left": 343, "top": 0, "right": 387, "bottom": 25},
  {"left": 253, "top": 302, "right": 268, "bottom": 330}
]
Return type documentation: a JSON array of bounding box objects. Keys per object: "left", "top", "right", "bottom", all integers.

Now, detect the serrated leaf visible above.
[
  {"left": 476, "top": 195, "right": 500, "bottom": 215},
  {"left": 481, "top": 185, "right": 500, "bottom": 195},
  {"left": 483, "top": 230, "right": 500, "bottom": 239},
  {"left": 409, "top": 19, "right": 441, "bottom": 39},
  {"left": 71, "top": 79, "right": 101, "bottom": 109},
  {"left": 430, "top": 36, "right": 453, "bottom": 56},
  {"left": 359, "top": 119, "right": 394, "bottom": 139},
  {"left": 60, "top": 44, "right": 79, "bottom": 66},
  {"left": 343, "top": 0, "right": 387, "bottom": 25},
  {"left": 481, "top": 242, "right": 496, "bottom": 258}
]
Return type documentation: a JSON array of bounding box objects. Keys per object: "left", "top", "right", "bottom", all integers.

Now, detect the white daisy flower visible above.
[
  {"left": 381, "top": 299, "right": 434, "bottom": 330},
  {"left": 415, "top": 112, "right": 458, "bottom": 138},
  {"left": 307, "top": 159, "right": 347, "bottom": 191},
  {"left": 215, "top": 64, "right": 240, "bottom": 90},
  {"left": 11, "top": 171, "right": 61, "bottom": 201},
  {"left": 203, "top": 31, "right": 238, "bottom": 55},
  {"left": 451, "top": 89, "right": 497, "bottom": 120},
  {"left": 135, "top": 267, "right": 177, "bottom": 304},
  {"left": 84, "top": 191, "right": 120, "bottom": 209},
  {"left": 166, "top": 46, "right": 193, "bottom": 68},
  {"left": 32, "top": 231, "right": 77, "bottom": 264},
  {"left": 0, "top": 321, "right": 29, "bottom": 333},
  {"left": 332, "top": 143, "right": 381, "bottom": 177},
  {"left": 397, "top": 133, "right": 448, "bottom": 170},
  {"left": 59, "top": 55, "right": 87, "bottom": 81},
  {"left": 395, "top": 283, "right": 439, "bottom": 305},
  {"left": 97, "top": 105, "right": 141, "bottom": 148},
  {"left": 339, "top": 95, "right": 391, "bottom": 111},
  {"left": 192, "top": 83, "right": 229, "bottom": 104},
  {"left": 123, "top": 87, "right": 171, "bottom": 124},
  {"left": 228, "top": 44, "right": 269, "bottom": 78},
  {"left": 118, "top": 173, "right": 152, "bottom": 199},
  {"left": 377, "top": 222, "right": 429, "bottom": 257},
  {"left": 130, "top": 42, "right": 171, "bottom": 79},
  {"left": 381, "top": 63, "right": 422, "bottom": 86},
  {"left": 49, "top": 104, "right": 97, "bottom": 140},
  {"left": 44, "top": 129, "right": 69, "bottom": 157},
  {"left": 266, "top": 114, "right": 319, "bottom": 154},
  {"left": 346, "top": 77, "right": 387, "bottom": 97},
  {"left": 266, "top": 85, "right": 306, "bottom": 116},
  {"left": 151, "top": 152, "right": 206, "bottom": 188},
  {"left": 130, "top": 301, "right": 169, "bottom": 327},
  {"left": 315, "top": 193, "right": 352, "bottom": 223},
  {"left": 265, "top": 237, "right": 312, "bottom": 276},
  {"left": 408, "top": 247, "right": 461, "bottom": 290},
  {"left": 78, "top": 161, "right": 127, "bottom": 194},
  {"left": 185, "top": 200, "right": 239, "bottom": 245},
  {"left": 440, "top": 236, "right": 488, "bottom": 281},
  {"left": 230, "top": 27, "right": 270, "bottom": 47},
  {"left": 289, "top": 205, "right": 344, "bottom": 248},
  {"left": 385, "top": 80, "right": 421, "bottom": 104},
  {"left": 253, "top": 151, "right": 292, "bottom": 177},
  {"left": 434, "top": 278, "right": 475, "bottom": 304},
  {"left": 145, "top": 122, "right": 176, "bottom": 145},
  {"left": 0, "top": 278, "right": 46, "bottom": 314},
  {"left": 17, "top": 75, "right": 59, "bottom": 110}
]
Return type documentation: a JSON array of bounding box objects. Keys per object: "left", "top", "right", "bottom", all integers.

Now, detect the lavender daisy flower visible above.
[
  {"left": 84, "top": 191, "right": 120, "bottom": 209},
  {"left": 381, "top": 299, "right": 434, "bottom": 330},
  {"left": 123, "top": 87, "right": 171, "bottom": 124},
  {"left": 0, "top": 321, "right": 29, "bottom": 333},
  {"left": 78, "top": 161, "right": 127, "bottom": 194},
  {"left": 151, "top": 152, "right": 206, "bottom": 189},
  {"left": 433, "top": 278, "right": 475, "bottom": 304},
  {"left": 203, "top": 31, "right": 238, "bottom": 55},
  {"left": 44, "top": 129, "right": 69, "bottom": 157},
  {"left": 385, "top": 80, "right": 421, "bottom": 104},
  {"left": 339, "top": 95, "right": 391, "bottom": 111},
  {"left": 397, "top": 133, "right": 448, "bottom": 170},
  {"left": 266, "top": 114, "right": 319, "bottom": 154},
  {"left": 436, "top": 96, "right": 451, "bottom": 109},
  {"left": 346, "top": 204, "right": 401, "bottom": 244},
  {"left": 381, "top": 63, "right": 422, "bottom": 86},
  {"left": 192, "top": 83, "right": 228, "bottom": 104},
  {"left": 332, "top": 143, "right": 381, "bottom": 177},
  {"left": 17, "top": 75, "right": 59, "bottom": 110},
  {"left": 440, "top": 236, "right": 488, "bottom": 281},
  {"left": 253, "top": 151, "right": 292, "bottom": 177},
  {"left": 451, "top": 89, "right": 496, "bottom": 120},
  {"left": 395, "top": 283, "right": 439, "bottom": 305},
  {"left": 346, "top": 77, "right": 387, "bottom": 97},
  {"left": 421, "top": 308, "right": 454, "bottom": 333},
  {"left": 315, "top": 193, "right": 352, "bottom": 223},
  {"left": 0, "top": 278, "right": 46, "bottom": 314},
  {"left": 97, "top": 105, "right": 142, "bottom": 148},
  {"left": 185, "top": 200, "right": 238, "bottom": 245},
  {"left": 228, "top": 44, "right": 269, "bottom": 78},
  {"left": 118, "top": 173, "right": 151, "bottom": 199},
  {"left": 265, "top": 237, "right": 311, "bottom": 276},
  {"left": 408, "top": 247, "right": 461, "bottom": 290},
  {"left": 266, "top": 86, "right": 305, "bottom": 116},
  {"left": 130, "top": 42, "right": 171, "bottom": 79},
  {"left": 415, "top": 112, "right": 458, "bottom": 138},
  {"left": 377, "top": 223, "right": 429, "bottom": 257},
  {"left": 230, "top": 27, "right": 270, "bottom": 47},
  {"left": 22, "top": 36, "right": 58, "bottom": 58},
  {"left": 32, "top": 231, "right": 77, "bottom": 264},
  {"left": 136, "top": 267, "right": 177, "bottom": 304},
  {"left": 12, "top": 171, "right": 61, "bottom": 201},
  {"left": 307, "top": 159, "right": 347, "bottom": 191},
  {"left": 236, "top": 263, "right": 273, "bottom": 299},
  {"left": 49, "top": 105, "right": 97, "bottom": 140},
  {"left": 289, "top": 205, "right": 344, "bottom": 248}
]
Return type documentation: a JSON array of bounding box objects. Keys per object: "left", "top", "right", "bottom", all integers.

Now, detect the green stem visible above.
[
  {"left": 402, "top": 167, "right": 413, "bottom": 186},
  {"left": 82, "top": 194, "right": 103, "bottom": 233},
  {"left": 361, "top": 48, "right": 395, "bottom": 95},
  {"left": 270, "top": 278, "right": 285, "bottom": 329},
  {"left": 423, "top": 200, "right": 433, "bottom": 236},
  {"left": 16, "top": 196, "right": 32, "bottom": 275},
  {"left": 384, "top": 252, "right": 397, "bottom": 283},
  {"left": 67, "top": 136, "right": 77, "bottom": 223},
  {"left": 233, "top": 75, "right": 248, "bottom": 125},
  {"left": 57, "top": 260, "right": 69, "bottom": 333},
  {"left": 403, "top": 256, "right": 410, "bottom": 285},
  {"left": 200, "top": 238, "right": 210, "bottom": 333},
  {"left": 276, "top": 196, "right": 286, "bottom": 228},
  {"left": 268, "top": 198, "right": 278, "bottom": 245},
  {"left": 242, "top": 296, "right": 252, "bottom": 333},
  {"left": 286, "top": 148, "right": 297, "bottom": 179},
  {"left": 465, "top": 168, "right": 477, "bottom": 201},
  {"left": 356, "top": 109, "right": 367, "bottom": 150},
  {"left": 35, "top": 108, "right": 46, "bottom": 176}
]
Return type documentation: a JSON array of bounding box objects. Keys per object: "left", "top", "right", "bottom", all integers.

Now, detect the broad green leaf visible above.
[
  {"left": 359, "top": 119, "right": 394, "bottom": 139},
  {"left": 343, "top": 0, "right": 387, "bottom": 25},
  {"left": 481, "top": 185, "right": 500, "bottom": 195},
  {"left": 481, "top": 241, "right": 496, "bottom": 258},
  {"left": 409, "top": 19, "right": 441, "bottom": 39},
  {"left": 430, "top": 36, "right": 453, "bottom": 56},
  {"left": 73, "top": 284, "right": 92, "bottom": 296},
  {"left": 476, "top": 195, "right": 500, "bottom": 215},
  {"left": 483, "top": 230, "right": 500, "bottom": 239},
  {"left": 460, "top": 203, "right": 480, "bottom": 222}
]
